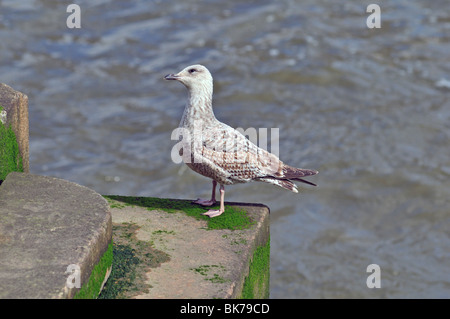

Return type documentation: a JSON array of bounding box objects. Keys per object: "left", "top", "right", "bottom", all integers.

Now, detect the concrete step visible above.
[
  {"left": 0, "top": 172, "right": 112, "bottom": 298},
  {"left": 0, "top": 172, "right": 269, "bottom": 299},
  {"left": 101, "top": 196, "right": 270, "bottom": 299}
]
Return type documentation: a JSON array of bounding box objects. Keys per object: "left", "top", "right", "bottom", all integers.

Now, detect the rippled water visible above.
[{"left": 1, "top": 0, "right": 449, "bottom": 298}]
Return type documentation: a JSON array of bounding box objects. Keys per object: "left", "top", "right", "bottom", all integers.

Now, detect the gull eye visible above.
[{"left": 188, "top": 68, "right": 197, "bottom": 74}]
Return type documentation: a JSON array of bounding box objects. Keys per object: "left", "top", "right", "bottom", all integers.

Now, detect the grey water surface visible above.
[{"left": 1, "top": 0, "right": 449, "bottom": 298}]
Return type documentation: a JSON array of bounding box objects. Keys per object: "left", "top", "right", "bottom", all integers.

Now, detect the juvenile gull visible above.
[{"left": 165, "top": 65, "right": 318, "bottom": 217}]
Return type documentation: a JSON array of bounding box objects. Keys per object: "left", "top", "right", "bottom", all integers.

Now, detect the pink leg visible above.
[
  {"left": 202, "top": 184, "right": 225, "bottom": 218},
  {"left": 193, "top": 180, "right": 217, "bottom": 206}
]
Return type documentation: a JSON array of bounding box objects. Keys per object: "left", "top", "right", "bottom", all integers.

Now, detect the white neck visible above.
[{"left": 180, "top": 80, "right": 217, "bottom": 128}]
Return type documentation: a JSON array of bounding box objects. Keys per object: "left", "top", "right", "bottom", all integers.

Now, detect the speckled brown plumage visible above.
[{"left": 165, "top": 64, "right": 318, "bottom": 217}]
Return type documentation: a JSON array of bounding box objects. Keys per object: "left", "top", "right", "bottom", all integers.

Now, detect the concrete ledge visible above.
[
  {"left": 102, "top": 196, "right": 270, "bottom": 299},
  {"left": 0, "top": 172, "right": 112, "bottom": 298},
  {"left": 0, "top": 173, "right": 269, "bottom": 299}
]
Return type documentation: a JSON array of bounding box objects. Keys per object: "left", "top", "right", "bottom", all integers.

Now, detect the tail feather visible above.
[
  {"left": 255, "top": 164, "right": 318, "bottom": 191},
  {"left": 290, "top": 177, "right": 317, "bottom": 187},
  {"left": 256, "top": 177, "right": 299, "bottom": 193},
  {"left": 282, "top": 165, "right": 318, "bottom": 179},
  {"left": 279, "top": 164, "right": 318, "bottom": 186}
]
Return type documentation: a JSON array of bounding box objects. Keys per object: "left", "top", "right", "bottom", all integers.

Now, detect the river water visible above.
[{"left": 1, "top": 0, "right": 449, "bottom": 298}]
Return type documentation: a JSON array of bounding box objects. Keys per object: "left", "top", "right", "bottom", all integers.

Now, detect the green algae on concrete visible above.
[
  {"left": 191, "top": 264, "right": 229, "bottom": 284},
  {"left": 99, "top": 222, "right": 170, "bottom": 299},
  {"left": 0, "top": 105, "right": 23, "bottom": 182},
  {"left": 105, "top": 197, "right": 270, "bottom": 299},
  {"left": 239, "top": 237, "right": 270, "bottom": 299},
  {"left": 103, "top": 195, "right": 255, "bottom": 231},
  {"left": 74, "top": 241, "right": 113, "bottom": 299}
]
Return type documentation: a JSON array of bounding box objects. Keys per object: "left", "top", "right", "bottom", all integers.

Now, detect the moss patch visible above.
[
  {"left": 191, "top": 264, "right": 228, "bottom": 284},
  {"left": 73, "top": 241, "right": 113, "bottom": 299},
  {"left": 98, "top": 222, "right": 170, "bottom": 299},
  {"left": 239, "top": 237, "right": 270, "bottom": 299},
  {"left": 0, "top": 105, "right": 23, "bottom": 183},
  {"left": 103, "top": 195, "right": 254, "bottom": 231}
]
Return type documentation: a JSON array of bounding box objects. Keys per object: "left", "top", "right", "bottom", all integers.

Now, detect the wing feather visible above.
[{"left": 197, "top": 124, "right": 282, "bottom": 182}]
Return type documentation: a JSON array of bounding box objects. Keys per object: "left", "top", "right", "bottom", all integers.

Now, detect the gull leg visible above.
[
  {"left": 202, "top": 184, "right": 225, "bottom": 218},
  {"left": 193, "top": 180, "right": 217, "bottom": 206}
]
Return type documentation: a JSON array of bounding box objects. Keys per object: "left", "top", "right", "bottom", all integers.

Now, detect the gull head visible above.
[{"left": 164, "top": 64, "right": 213, "bottom": 94}]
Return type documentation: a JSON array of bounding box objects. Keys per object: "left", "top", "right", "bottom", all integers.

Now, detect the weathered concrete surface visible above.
[
  {"left": 108, "top": 198, "right": 270, "bottom": 299},
  {"left": 0, "top": 83, "right": 29, "bottom": 173},
  {"left": 0, "top": 172, "right": 112, "bottom": 298}
]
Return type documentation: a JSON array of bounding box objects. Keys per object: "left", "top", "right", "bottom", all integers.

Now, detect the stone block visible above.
[
  {"left": 102, "top": 196, "right": 270, "bottom": 299},
  {"left": 0, "top": 172, "right": 112, "bottom": 298}
]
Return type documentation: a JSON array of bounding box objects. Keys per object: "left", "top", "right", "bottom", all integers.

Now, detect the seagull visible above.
[{"left": 164, "top": 64, "right": 318, "bottom": 217}]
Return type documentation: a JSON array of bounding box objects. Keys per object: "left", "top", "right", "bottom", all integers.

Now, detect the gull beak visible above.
[{"left": 164, "top": 73, "right": 180, "bottom": 80}]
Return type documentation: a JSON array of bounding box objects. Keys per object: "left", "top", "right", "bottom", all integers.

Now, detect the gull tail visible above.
[
  {"left": 255, "top": 165, "right": 318, "bottom": 193},
  {"left": 281, "top": 165, "right": 318, "bottom": 186},
  {"left": 255, "top": 177, "right": 300, "bottom": 193}
]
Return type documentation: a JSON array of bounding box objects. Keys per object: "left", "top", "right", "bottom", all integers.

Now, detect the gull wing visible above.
[{"left": 196, "top": 123, "right": 283, "bottom": 182}]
